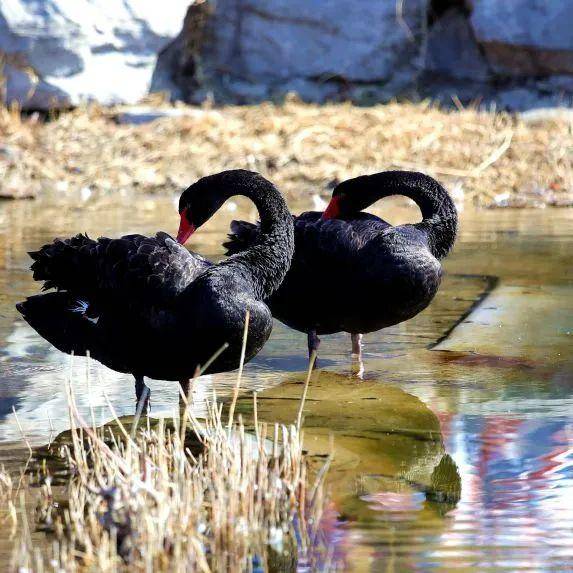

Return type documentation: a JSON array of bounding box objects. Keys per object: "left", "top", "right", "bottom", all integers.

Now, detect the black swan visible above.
[
  {"left": 223, "top": 170, "right": 457, "bottom": 365},
  {"left": 16, "top": 170, "right": 294, "bottom": 405}
]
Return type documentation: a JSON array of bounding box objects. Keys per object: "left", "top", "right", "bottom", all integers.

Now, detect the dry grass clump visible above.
[
  {"left": 0, "top": 98, "right": 571, "bottom": 207},
  {"left": 3, "top": 386, "right": 331, "bottom": 572}
]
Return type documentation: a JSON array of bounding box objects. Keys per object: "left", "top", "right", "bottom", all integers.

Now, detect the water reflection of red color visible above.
[
  {"left": 477, "top": 417, "right": 522, "bottom": 481},
  {"left": 436, "top": 411, "right": 454, "bottom": 441},
  {"left": 312, "top": 409, "right": 573, "bottom": 569},
  {"left": 528, "top": 445, "right": 573, "bottom": 481},
  {"left": 362, "top": 491, "right": 423, "bottom": 513}
]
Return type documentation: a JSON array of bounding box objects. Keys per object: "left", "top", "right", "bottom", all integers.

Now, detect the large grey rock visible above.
[
  {"left": 114, "top": 105, "right": 208, "bottom": 125},
  {"left": 471, "top": 1, "right": 573, "bottom": 76},
  {"left": 495, "top": 86, "right": 573, "bottom": 112},
  {"left": 4, "top": 0, "right": 573, "bottom": 111},
  {"left": 154, "top": 0, "right": 428, "bottom": 103},
  {"left": 2, "top": 61, "right": 71, "bottom": 109},
  {"left": 519, "top": 107, "right": 573, "bottom": 125},
  {"left": 0, "top": 0, "right": 189, "bottom": 109},
  {"left": 426, "top": 8, "right": 490, "bottom": 81}
]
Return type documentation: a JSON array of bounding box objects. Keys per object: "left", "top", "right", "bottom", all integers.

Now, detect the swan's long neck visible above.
[
  {"left": 223, "top": 179, "right": 294, "bottom": 300},
  {"left": 342, "top": 171, "right": 458, "bottom": 260}
]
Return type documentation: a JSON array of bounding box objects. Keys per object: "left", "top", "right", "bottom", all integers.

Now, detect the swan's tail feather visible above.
[
  {"left": 16, "top": 292, "right": 96, "bottom": 356},
  {"left": 29, "top": 233, "right": 98, "bottom": 292},
  {"left": 223, "top": 220, "right": 260, "bottom": 256}
]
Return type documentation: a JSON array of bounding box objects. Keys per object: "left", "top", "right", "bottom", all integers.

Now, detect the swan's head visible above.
[
  {"left": 322, "top": 174, "right": 379, "bottom": 220},
  {"left": 176, "top": 174, "right": 230, "bottom": 244},
  {"left": 322, "top": 193, "right": 345, "bottom": 220},
  {"left": 322, "top": 186, "right": 351, "bottom": 220},
  {"left": 177, "top": 178, "right": 216, "bottom": 244},
  {"left": 177, "top": 170, "right": 262, "bottom": 244}
]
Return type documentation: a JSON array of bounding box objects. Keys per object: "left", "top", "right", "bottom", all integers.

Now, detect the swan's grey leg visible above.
[
  {"left": 351, "top": 333, "right": 363, "bottom": 357},
  {"left": 134, "top": 375, "right": 150, "bottom": 413},
  {"left": 307, "top": 330, "right": 321, "bottom": 367},
  {"left": 179, "top": 378, "right": 193, "bottom": 411},
  {"left": 351, "top": 333, "right": 364, "bottom": 379},
  {"left": 180, "top": 378, "right": 192, "bottom": 396}
]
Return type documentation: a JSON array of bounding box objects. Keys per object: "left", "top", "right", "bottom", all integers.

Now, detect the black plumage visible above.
[
  {"left": 224, "top": 170, "right": 458, "bottom": 362},
  {"left": 17, "top": 170, "right": 294, "bottom": 404}
]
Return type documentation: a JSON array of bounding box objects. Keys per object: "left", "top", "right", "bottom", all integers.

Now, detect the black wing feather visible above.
[
  {"left": 29, "top": 231, "right": 211, "bottom": 309},
  {"left": 224, "top": 211, "right": 391, "bottom": 267}
]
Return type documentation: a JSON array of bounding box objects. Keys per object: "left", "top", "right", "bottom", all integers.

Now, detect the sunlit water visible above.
[{"left": 0, "top": 195, "right": 572, "bottom": 571}]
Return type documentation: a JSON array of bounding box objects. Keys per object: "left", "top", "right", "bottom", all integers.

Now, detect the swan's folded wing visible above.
[
  {"left": 97, "top": 232, "right": 213, "bottom": 307},
  {"left": 224, "top": 212, "right": 388, "bottom": 267},
  {"left": 294, "top": 212, "right": 391, "bottom": 266},
  {"left": 29, "top": 231, "right": 211, "bottom": 309},
  {"left": 223, "top": 220, "right": 261, "bottom": 255}
]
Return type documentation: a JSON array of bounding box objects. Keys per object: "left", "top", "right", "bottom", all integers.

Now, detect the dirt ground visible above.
[{"left": 1, "top": 98, "right": 572, "bottom": 208}]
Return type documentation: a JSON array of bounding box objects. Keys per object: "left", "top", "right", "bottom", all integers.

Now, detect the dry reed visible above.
[
  {"left": 1, "top": 97, "right": 571, "bottom": 207},
  {"left": 2, "top": 377, "right": 332, "bottom": 572}
]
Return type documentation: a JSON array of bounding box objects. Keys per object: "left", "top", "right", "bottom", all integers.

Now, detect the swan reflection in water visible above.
[{"left": 235, "top": 370, "right": 461, "bottom": 569}]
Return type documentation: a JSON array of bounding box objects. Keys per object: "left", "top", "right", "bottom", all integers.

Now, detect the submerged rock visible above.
[{"left": 235, "top": 370, "right": 461, "bottom": 523}]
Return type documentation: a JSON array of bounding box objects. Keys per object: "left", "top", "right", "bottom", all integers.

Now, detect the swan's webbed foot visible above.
[
  {"left": 307, "top": 330, "right": 321, "bottom": 369},
  {"left": 134, "top": 375, "right": 150, "bottom": 414},
  {"left": 351, "top": 333, "right": 364, "bottom": 379}
]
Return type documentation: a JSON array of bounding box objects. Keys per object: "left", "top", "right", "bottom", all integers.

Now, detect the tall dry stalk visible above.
[{"left": 4, "top": 369, "right": 333, "bottom": 572}]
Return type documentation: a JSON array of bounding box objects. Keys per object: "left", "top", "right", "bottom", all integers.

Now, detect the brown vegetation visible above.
[
  {"left": 1, "top": 98, "right": 572, "bottom": 207},
  {"left": 2, "top": 377, "right": 331, "bottom": 571}
]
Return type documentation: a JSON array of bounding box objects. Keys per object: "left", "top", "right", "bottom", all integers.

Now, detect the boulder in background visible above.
[
  {"left": 425, "top": 8, "right": 490, "bottom": 82},
  {"left": 0, "top": 0, "right": 189, "bottom": 109},
  {"left": 2, "top": 0, "right": 573, "bottom": 111},
  {"left": 153, "top": 0, "right": 428, "bottom": 103},
  {"left": 470, "top": 0, "right": 573, "bottom": 76}
]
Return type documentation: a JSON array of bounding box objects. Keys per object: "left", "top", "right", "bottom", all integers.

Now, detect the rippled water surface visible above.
[{"left": 0, "top": 196, "right": 572, "bottom": 571}]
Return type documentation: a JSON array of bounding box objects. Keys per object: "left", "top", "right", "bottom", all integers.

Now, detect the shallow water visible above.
[{"left": 0, "top": 196, "right": 572, "bottom": 571}]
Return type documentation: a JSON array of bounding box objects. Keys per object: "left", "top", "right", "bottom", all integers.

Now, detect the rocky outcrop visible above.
[
  {"left": 2, "top": 0, "right": 573, "bottom": 111},
  {"left": 0, "top": 0, "right": 189, "bottom": 109},
  {"left": 422, "top": 1, "right": 573, "bottom": 109},
  {"left": 426, "top": 8, "right": 491, "bottom": 82},
  {"left": 470, "top": 0, "right": 573, "bottom": 76},
  {"left": 153, "top": 0, "right": 573, "bottom": 110},
  {"left": 153, "top": 0, "right": 428, "bottom": 104}
]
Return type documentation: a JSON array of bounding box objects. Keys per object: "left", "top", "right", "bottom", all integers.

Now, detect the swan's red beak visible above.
[
  {"left": 322, "top": 195, "right": 342, "bottom": 220},
  {"left": 177, "top": 208, "right": 196, "bottom": 244}
]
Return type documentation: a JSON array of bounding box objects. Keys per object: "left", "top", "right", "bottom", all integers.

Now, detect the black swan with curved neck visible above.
[
  {"left": 223, "top": 170, "right": 457, "bottom": 364},
  {"left": 17, "top": 170, "right": 294, "bottom": 404}
]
